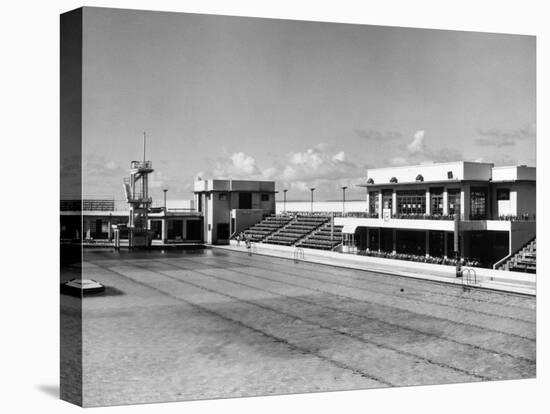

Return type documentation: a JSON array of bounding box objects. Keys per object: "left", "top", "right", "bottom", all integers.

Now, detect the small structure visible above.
[{"left": 194, "top": 179, "right": 276, "bottom": 244}]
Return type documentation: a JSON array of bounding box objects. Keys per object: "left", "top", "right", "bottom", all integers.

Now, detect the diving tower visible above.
[{"left": 123, "top": 134, "right": 155, "bottom": 247}]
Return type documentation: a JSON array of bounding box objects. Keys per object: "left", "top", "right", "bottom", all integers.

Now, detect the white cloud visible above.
[
  {"left": 230, "top": 152, "right": 257, "bottom": 175},
  {"left": 407, "top": 130, "right": 426, "bottom": 154},
  {"left": 384, "top": 130, "right": 463, "bottom": 166},
  {"left": 200, "top": 145, "right": 366, "bottom": 199},
  {"left": 212, "top": 152, "right": 261, "bottom": 179},
  {"left": 332, "top": 151, "right": 346, "bottom": 162}
]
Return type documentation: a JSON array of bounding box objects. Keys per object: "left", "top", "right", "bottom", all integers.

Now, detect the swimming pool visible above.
[{"left": 75, "top": 247, "right": 535, "bottom": 406}]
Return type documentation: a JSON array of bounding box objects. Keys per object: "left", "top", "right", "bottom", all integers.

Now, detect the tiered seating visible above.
[
  {"left": 506, "top": 238, "right": 536, "bottom": 273},
  {"left": 239, "top": 214, "right": 293, "bottom": 242},
  {"left": 263, "top": 215, "right": 330, "bottom": 246},
  {"left": 297, "top": 223, "right": 343, "bottom": 250}
]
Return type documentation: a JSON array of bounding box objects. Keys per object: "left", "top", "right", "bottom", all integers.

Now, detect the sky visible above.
[{"left": 80, "top": 7, "right": 536, "bottom": 202}]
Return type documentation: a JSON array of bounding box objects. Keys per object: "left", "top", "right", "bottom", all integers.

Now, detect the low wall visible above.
[{"left": 225, "top": 241, "right": 535, "bottom": 293}]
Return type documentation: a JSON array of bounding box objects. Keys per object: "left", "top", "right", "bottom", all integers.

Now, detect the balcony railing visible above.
[
  {"left": 335, "top": 212, "right": 536, "bottom": 222},
  {"left": 495, "top": 214, "right": 535, "bottom": 222},
  {"left": 130, "top": 160, "right": 153, "bottom": 169}
]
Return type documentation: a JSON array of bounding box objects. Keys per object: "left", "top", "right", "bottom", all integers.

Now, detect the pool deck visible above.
[
  {"left": 217, "top": 241, "right": 536, "bottom": 296},
  {"left": 72, "top": 248, "right": 536, "bottom": 407}
]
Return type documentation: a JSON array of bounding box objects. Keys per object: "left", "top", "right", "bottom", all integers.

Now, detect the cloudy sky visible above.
[{"left": 81, "top": 7, "right": 535, "bottom": 201}]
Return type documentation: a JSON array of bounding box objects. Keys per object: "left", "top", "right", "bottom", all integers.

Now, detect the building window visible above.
[
  {"left": 168, "top": 220, "right": 184, "bottom": 240},
  {"left": 396, "top": 190, "right": 426, "bottom": 215},
  {"left": 261, "top": 193, "right": 269, "bottom": 202},
  {"left": 470, "top": 187, "right": 488, "bottom": 219},
  {"left": 382, "top": 190, "right": 393, "bottom": 211},
  {"left": 368, "top": 191, "right": 379, "bottom": 214},
  {"left": 448, "top": 189, "right": 460, "bottom": 215},
  {"left": 218, "top": 193, "right": 228, "bottom": 201},
  {"left": 238, "top": 192, "right": 252, "bottom": 209},
  {"left": 496, "top": 189, "right": 510, "bottom": 201},
  {"left": 430, "top": 187, "right": 443, "bottom": 215}
]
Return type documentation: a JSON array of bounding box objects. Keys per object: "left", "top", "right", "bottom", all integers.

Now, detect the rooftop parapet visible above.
[
  {"left": 194, "top": 179, "right": 275, "bottom": 193},
  {"left": 492, "top": 165, "right": 536, "bottom": 181},
  {"left": 365, "top": 161, "right": 495, "bottom": 185}
]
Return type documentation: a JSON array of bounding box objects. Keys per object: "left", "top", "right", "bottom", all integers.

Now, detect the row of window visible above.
[
  {"left": 217, "top": 192, "right": 270, "bottom": 202},
  {"left": 368, "top": 187, "right": 497, "bottom": 218},
  {"left": 199, "top": 192, "right": 271, "bottom": 212}
]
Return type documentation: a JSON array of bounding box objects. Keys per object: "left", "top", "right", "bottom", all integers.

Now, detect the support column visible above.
[
  {"left": 107, "top": 215, "right": 112, "bottom": 241},
  {"left": 444, "top": 232, "right": 448, "bottom": 259},
  {"left": 392, "top": 229, "right": 397, "bottom": 254},
  {"left": 461, "top": 184, "right": 470, "bottom": 220},
  {"left": 162, "top": 218, "right": 168, "bottom": 243},
  {"left": 378, "top": 193, "right": 383, "bottom": 219},
  {"left": 443, "top": 189, "right": 449, "bottom": 215},
  {"left": 392, "top": 191, "right": 397, "bottom": 215},
  {"left": 378, "top": 228, "right": 381, "bottom": 252},
  {"left": 425, "top": 189, "right": 431, "bottom": 215}
]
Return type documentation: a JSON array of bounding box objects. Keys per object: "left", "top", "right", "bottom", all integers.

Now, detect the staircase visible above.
[
  {"left": 296, "top": 223, "right": 343, "bottom": 250},
  {"left": 263, "top": 215, "right": 330, "bottom": 246},
  {"left": 499, "top": 238, "right": 536, "bottom": 273},
  {"left": 237, "top": 214, "right": 293, "bottom": 242}
]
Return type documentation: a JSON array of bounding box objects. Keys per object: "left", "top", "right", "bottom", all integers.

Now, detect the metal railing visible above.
[
  {"left": 130, "top": 160, "right": 153, "bottom": 169},
  {"left": 461, "top": 268, "right": 477, "bottom": 286},
  {"left": 294, "top": 247, "right": 305, "bottom": 263}
]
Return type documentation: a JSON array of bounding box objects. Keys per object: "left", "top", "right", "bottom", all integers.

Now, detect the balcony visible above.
[
  {"left": 335, "top": 214, "right": 535, "bottom": 233},
  {"left": 130, "top": 160, "right": 153, "bottom": 170}
]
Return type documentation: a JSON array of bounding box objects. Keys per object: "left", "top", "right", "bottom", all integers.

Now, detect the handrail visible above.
[
  {"left": 294, "top": 247, "right": 305, "bottom": 263},
  {"left": 492, "top": 236, "right": 536, "bottom": 270},
  {"left": 493, "top": 253, "right": 513, "bottom": 270},
  {"left": 461, "top": 268, "right": 477, "bottom": 286}
]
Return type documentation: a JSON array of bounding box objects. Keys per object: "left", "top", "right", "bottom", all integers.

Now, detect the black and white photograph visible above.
[
  {"left": 3, "top": 1, "right": 548, "bottom": 413},
  {"left": 59, "top": 5, "right": 539, "bottom": 407}
]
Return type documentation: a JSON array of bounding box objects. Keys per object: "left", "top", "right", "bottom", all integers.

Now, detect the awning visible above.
[{"left": 341, "top": 224, "right": 359, "bottom": 234}]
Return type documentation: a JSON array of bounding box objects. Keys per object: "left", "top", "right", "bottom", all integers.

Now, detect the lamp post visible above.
[
  {"left": 341, "top": 186, "right": 348, "bottom": 215},
  {"left": 163, "top": 188, "right": 168, "bottom": 213},
  {"left": 283, "top": 189, "right": 288, "bottom": 213},
  {"left": 310, "top": 187, "right": 315, "bottom": 213}
]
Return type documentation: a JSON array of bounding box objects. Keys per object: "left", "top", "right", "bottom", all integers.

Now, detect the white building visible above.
[
  {"left": 336, "top": 161, "right": 535, "bottom": 266},
  {"left": 194, "top": 179, "right": 276, "bottom": 244}
]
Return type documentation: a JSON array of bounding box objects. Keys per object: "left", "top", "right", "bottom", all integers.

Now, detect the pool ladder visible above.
[
  {"left": 461, "top": 268, "right": 477, "bottom": 287},
  {"left": 294, "top": 247, "right": 305, "bottom": 263}
]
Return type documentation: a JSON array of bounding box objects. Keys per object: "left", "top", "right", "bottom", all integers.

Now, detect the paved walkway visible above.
[{"left": 217, "top": 242, "right": 536, "bottom": 296}]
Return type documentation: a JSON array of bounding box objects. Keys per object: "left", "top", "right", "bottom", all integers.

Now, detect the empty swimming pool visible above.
[{"left": 72, "top": 247, "right": 535, "bottom": 406}]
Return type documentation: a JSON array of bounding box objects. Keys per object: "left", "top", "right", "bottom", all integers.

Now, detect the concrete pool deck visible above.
[
  {"left": 217, "top": 241, "right": 536, "bottom": 296},
  {"left": 71, "top": 248, "right": 536, "bottom": 407}
]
